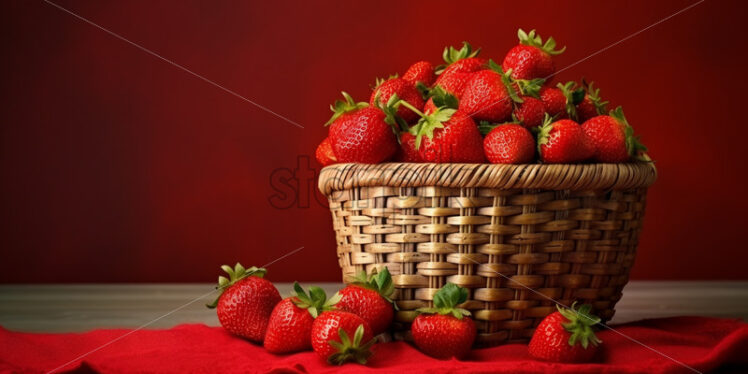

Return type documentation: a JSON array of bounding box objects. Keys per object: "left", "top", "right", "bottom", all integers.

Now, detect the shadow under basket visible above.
[{"left": 318, "top": 162, "right": 657, "bottom": 346}]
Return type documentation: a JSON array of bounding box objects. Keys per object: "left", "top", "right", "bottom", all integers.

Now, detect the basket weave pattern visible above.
[{"left": 319, "top": 163, "right": 657, "bottom": 346}]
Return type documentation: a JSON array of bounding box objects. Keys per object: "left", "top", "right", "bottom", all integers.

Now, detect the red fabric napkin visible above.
[{"left": 1, "top": 317, "right": 746, "bottom": 374}]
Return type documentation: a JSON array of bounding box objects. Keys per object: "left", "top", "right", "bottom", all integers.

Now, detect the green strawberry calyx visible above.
[
  {"left": 435, "top": 41, "right": 481, "bottom": 74},
  {"left": 557, "top": 302, "right": 602, "bottom": 349},
  {"left": 206, "top": 263, "right": 265, "bottom": 309},
  {"left": 325, "top": 92, "right": 369, "bottom": 126},
  {"left": 514, "top": 78, "right": 546, "bottom": 99},
  {"left": 609, "top": 106, "right": 649, "bottom": 161},
  {"left": 427, "top": 86, "right": 459, "bottom": 110},
  {"left": 416, "top": 282, "right": 471, "bottom": 319},
  {"left": 535, "top": 113, "right": 556, "bottom": 155},
  {"left": 398, "top": 100, "right": 454, "bottom": 150},
  {"left": 376, "top": 92, "right": 409, "bottom": 133},
  {"left": 517, "top": 29, "right": 566, "bottom": 56},
  {"left": 292, "top": 282, "right": 341, "bottom": 318},
  {"left": 348, "top": 267, "right": 396, "bottom": 305},
  {"left": 583, "top": 80, "right": 609, "bottom": 116},
  {"left": 327, "top": 324, "right": 376, "bottom": 365},
  {"left": 487, "top": 60, "right": 523, "bottom": 104},
  {"left": 557, "top": 81, "right": 585, "bottom": 121},
  {"left": 479, "top": 120, "right": 516, "bottom": 136}
]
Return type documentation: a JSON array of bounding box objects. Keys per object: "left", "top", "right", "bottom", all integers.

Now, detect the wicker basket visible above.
[{"left": 318, "top": 162, "right": 657, "bottom": 346}]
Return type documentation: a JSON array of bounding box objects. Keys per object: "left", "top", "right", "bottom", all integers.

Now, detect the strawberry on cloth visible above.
[{"left": 0, "top": 317, "right": 746, "bottom": 373}]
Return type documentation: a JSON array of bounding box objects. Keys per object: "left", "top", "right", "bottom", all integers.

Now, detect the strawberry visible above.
[
  {"left": 582, "top": 107, "right": 648, "bottom": 163},
  {"left": 482, "top": 123, "right": 535, "bottom": 164},
  {"left": 371, "top": 77, "right": 425, "bottom": 124},
  {"left": 539, "top": 85, "right": 567, "bottom": 118},
  {"left": 513, "top": 96, "right": 546, "bottom": 128},
  {"left": 395, "top": 132, "right": 422, "bottom": 162},
  {"left": 399, "top": 100, "right": 485, "bottom": 163},
  {"left": 325, "top": 92, "right": 398, "bottom": 163},
  {"left": 411, "top": 283, "right": 476, "bottom": 359},
  {"left": 459, "top": 60, "right": 518, "bottom": 123},
  {"left": 264, "top": 282, "right": 341, "bottom": 354},
  {"left": 539, "top": 82, "right": 584, "bottom": 120},
  {"left": 206, "top": 263, "right": 281, "bottom": 343},
  {"left": 336, "top": 268, "right": 396, "bottom": 336},
  {"left": 502, "top": 29, "right": 565, "bottom": 81},
  {"left": 434, "top": 42, "right": 487, "bottom": 98},
  {"left": 315, "top": 137, "right": 337, "bottom": 166},
  {"left": 311, "top": 311, "right": 375, "bottom": 365},
  {"left": 537, "top": 115, "right": 594, "bottom": 163},
  {"left": 528, "top": 303, "right": 602, "bottom": 363},
  {"left": 576, "top": 81, "right": 609, "bottom": 123},
  {"left": 402, "top": 61, "right": 435, "bottom": 87}
]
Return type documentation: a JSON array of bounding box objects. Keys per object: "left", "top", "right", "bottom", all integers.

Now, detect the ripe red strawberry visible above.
[
  {"left": 395, "top": 132, "right": 422, "bottom": 162},
  {"left": 206, "top": 263, "right": 281, "bottom": 342},
  {"left": 433, "top": 42, "right": 487, "bottom": 98},
  {"left": 311, "top": 311, "right": 375, "bottom": 365},
  {"left": 537, "top": 115, "right": 594, "bottom": 163},
  {"left": 315, "top": 137, "right": 337, "bottom": 166},
  {"left": 576, "top": 81, "right": 609, "bottom": 123},
  {"left": 264, "top": 283, "right": 341, "bottom": 354},
  {"left": 539, "top": 82, "right": 584, "bottom": 120},
  {"left": 539, "top": 86, "right": 566, "bottom": 118},
  {"left": 336, "top": 268, "right": 396, "bottom": 336},
  {"left": 371, "top": 77, "right": 425, "bottom": 124},
  {"left": 402, "top": 61, "right": 435, "bottom": 87},
  {"left": 582, "top": 107, "right": 648, "bottom": 163},
  {"left": 502, "top": 29, "right": 565, "bottom": 81},
  {"left": 483, "top": 124, "right": 535, "bottom": 164},
  {"left": 411, "top": 283, "right": 476, "bottom": 359},
  {"left": 459, "top": 60, "right": 518, "bottom": 123},
  {"left": 513, "top": 96, "right": 546, "bottom": 128},
  {"left": 399, "top": 100, "right": 485, "bottom": 163},
  {"left": 528, "top": 303, "right": 602, "bottom": 363},
  {"left": 326, "top": 92, "right": 398, "bottom": 163}
]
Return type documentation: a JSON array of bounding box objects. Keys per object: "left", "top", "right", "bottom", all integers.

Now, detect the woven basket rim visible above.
[{"left": 318, "top": 162, "right": 657, "bottom": 194}]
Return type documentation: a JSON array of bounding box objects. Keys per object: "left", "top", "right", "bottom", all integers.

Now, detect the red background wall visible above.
[{"left": 1, "top": 0, "right": 747, "bottom": 283}]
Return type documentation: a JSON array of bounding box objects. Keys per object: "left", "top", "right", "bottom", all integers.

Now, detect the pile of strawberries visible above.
[
  {"left": 316, "top": 29, "right": 648, "bottom": 166},
  {"left": 208, "top": 263, "right": 602, "bottom": 365}
]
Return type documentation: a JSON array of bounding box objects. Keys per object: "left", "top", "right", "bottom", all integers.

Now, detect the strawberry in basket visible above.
[
  {"left": 264, "top": 282, "right": 341, "bottom": 354},
  {"left": 325, "top": 92, "right": 398, "bottom": 164},
  {"left": 582, "top": 106, "right": 648, "bottom": 163},
  {"left": 528, "top": 302, "right": 602, "bottom": 363},
  {"left": 206, "top": 263, "right": 281, "bottom": 343},
  {"left": 537, "top": 114, "right": 594, "bottom": 163},
  {"left": 576, "top": 80, "right": 609, "bottom": 123},
  {"left": 502, "top": 28, "right": 565, "bottom": 81},
  {"left": 336, "top": 268, "right": 396, "bottom": 336},
  {"left": 411, "top": 283, "right": 476, "bottom": 359},
  {"left": 398, "top": 98, "right": 485, "bottom": 163},
  {"left": 433, "top": 42, "right": 487, "bottom": 98}
]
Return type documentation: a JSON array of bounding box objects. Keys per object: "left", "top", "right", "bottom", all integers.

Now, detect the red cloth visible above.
[{"left": 1, "top": 317, "right": 746, "bottom": 374}]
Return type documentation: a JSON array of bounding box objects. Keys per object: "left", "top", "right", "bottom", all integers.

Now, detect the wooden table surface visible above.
[{"left": 1, "top": 281, "right": 746, "bottom": 333}]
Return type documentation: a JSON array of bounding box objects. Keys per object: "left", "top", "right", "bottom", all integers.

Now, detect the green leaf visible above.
[
  {"left": 441, "top": 41, "right": 481, "bottom": 65},
  {"left": 517, "top": 28, "right": 566, "bottom": 55},
  {"left": 420, "top": 283, "right": 471, "bottom": 319},
  {"left": 325, "top": 91, "right": 369, "bottom": 126},
  {"left": 556, "top": 81, "right": 581, "bottom": 121}
]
